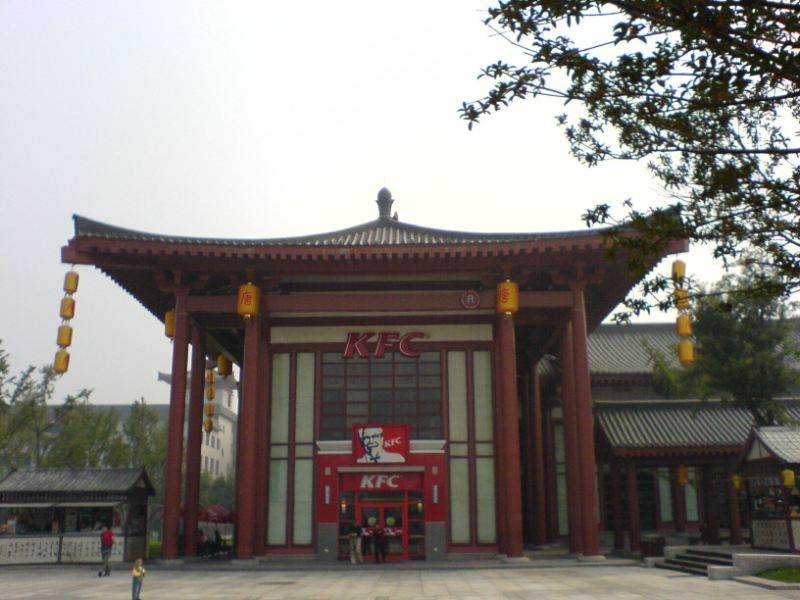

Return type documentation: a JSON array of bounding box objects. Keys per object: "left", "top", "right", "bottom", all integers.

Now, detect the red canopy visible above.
[{"left": 180, "top": 503, "right": 236, "bottom": 523}]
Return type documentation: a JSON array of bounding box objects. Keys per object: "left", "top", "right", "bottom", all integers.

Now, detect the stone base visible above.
[
  {"left": 578, "top": 554, "right": 607, "bottom": 562},
  {"left": 501, "top": 555, "right": 532, "bottom": 564},
  {"left": 230, "top": 558, "right": 260, "bottom": 566},
  {"left": 156, "top": 558, "right": 185, "bottom": 566}
]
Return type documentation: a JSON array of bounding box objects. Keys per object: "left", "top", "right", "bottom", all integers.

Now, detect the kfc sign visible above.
[
  {"left": 343, "top": 332, "right": 424, "bottom": 359},
  {"left": 341, "top": 472, "right": 422, "bottom": 492},
  {"left": 353, "top": 423, "right": 409, "bottom": 464}
]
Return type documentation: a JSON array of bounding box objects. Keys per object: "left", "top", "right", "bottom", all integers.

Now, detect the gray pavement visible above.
[{"left": 4, "top": 557, "right": 800, "bottom": 600}]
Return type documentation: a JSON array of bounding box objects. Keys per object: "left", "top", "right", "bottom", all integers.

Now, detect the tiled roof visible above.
[
  {"left": 588, "top": 322, "right": 800, "bottom": 378},
  {"left": 0, "top": 467, "right": 154, "bottom": 495},
  {"left": 588, "top": 323, "right": 677, "bottom": 375},
  {"left": 73, "top": 214, "right": 602, "bottom": 248},
  {"left": 596, "top": 400, "right": 800, "bottom": 451},
  {"left": 753, "top": 427, "right": 800, "bottom": 464}
]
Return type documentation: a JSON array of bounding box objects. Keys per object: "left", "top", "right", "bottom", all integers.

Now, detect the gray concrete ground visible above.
[{"left": 5, "top": 558, "right": 800, "bottom": 600}]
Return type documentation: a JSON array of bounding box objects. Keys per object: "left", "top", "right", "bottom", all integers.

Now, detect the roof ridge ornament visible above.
[{"left": 376, "top": 187, "right": 394, "bottom": 219}]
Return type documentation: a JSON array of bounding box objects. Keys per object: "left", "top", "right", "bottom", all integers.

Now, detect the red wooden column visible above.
[
  {"left": 236, "top": 314, "right": 262, "bottom": 560},
  {"left": 519, "top": 369, "right": 535, "bottom": 544},
  {"left": 671, "top": 466, "right": 687, "bottom": 533},
  {"left": 703, "top": 465, "right": 721, "bottom": 545},
  {"left": 162, "top": 287, "right": 190, "bottom": 560},
  {"left": 611, "top": 464, "right": 625, "bottom": 550},
  {"left": 492, "top": 341, "right": 508, "bottom": 553},
  {"left": 530, "top": 364, "right": 548, "bottom": 547},
  {"left": 542, "top": 407, "right": 559, "bottom": 542},
  {"left": 560, "top": 321, "right": 585, "bottom": 554},
  {"left": 183, "top": 322, "right": 207, "bottom": 557},
  {"left": 496, "top": 312, "right": 525, "bottom": 558},
  {"left": 626, "top": 461, "right": 641, "bottom": 552},
  {"left": 254, "top": 331, "right": 271, "bottom": 555},
  {"left": 727, "top": 465, "right": 743, "bottom": 545},
  {"left": 570, "top": 282, "right": 602, "bottom": 557}
]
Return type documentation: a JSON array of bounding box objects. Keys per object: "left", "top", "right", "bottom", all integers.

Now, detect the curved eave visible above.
[{"left": 71, "top": 214, "right": 613, "bottom": 248}]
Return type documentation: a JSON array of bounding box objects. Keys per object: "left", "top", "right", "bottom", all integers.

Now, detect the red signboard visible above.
[
  {"left": 352, "top": 423, "right": 409, "bottom": 464},
  {"left": 340, "top": 472, "right": 422, "bottom": 492}
]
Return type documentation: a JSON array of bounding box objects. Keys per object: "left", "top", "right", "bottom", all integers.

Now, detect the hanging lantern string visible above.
[{"left": 55, "top": 267, "right": 79, "bottom": 375}]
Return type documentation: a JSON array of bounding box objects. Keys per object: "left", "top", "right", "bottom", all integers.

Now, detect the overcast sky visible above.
[{"left": 0, "top": 1, "right": 717, "bottom": 407}]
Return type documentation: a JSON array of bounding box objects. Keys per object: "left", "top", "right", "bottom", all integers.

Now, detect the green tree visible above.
[
  {"left": 199, "top": 471, "right": 235, "bottom": 507},
  {"left": 44, "top": 401, "right": 129, "bottom": 468},
  {"left": 0, "top": 352, "right": 89, "bottom": 472},
  {"left": 647, "top": 266, "right": 800, "bottom": 425},
  {"left": 123, "top": 399, "right": 168, "bottom": 503},
  {"left": 461, "top": 1, "right": 800, "bottom": 316}
]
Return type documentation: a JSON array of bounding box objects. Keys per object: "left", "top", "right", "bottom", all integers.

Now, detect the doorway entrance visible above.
[
  {"left": 338, "top": 490, "right": 425, "bottom": 561},
  {"left": 360, "top": 502, "right": 405, "bottom": 560}
]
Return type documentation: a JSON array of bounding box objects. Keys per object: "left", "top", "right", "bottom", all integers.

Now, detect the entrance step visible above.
[{"left": 654, "top": 547, "right": 735, "bottom": 576}]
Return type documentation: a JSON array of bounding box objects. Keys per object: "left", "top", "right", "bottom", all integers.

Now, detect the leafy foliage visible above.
[
  {"left": 645, "top": 267, "right": 800, "bottom": 425},
  {"left": 462, "top": 1, "right": 800, "bottom": 315},
  {"left": 0, "top": 344, "right": 168, "bottom": 489},
  {"left": 0, "top": 351, "right": 90, "bottom": 472},
  {"left": 123, "top": 399, "right": 168, "bottom": 503},
  {"left": 44, "top": 402, "right": 129, "bottom": 469},
  {"left": 199, "top": 471, "right": 235, "bottom": 507}
]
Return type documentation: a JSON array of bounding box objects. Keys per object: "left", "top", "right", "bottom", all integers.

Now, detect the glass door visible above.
[{"left": 360, "top": 503, "right": 406, "bottom": 560}]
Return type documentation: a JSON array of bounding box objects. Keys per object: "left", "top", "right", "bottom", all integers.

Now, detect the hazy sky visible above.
[{"left": 1, "top": 1, "right": 716, "bottom": 406}]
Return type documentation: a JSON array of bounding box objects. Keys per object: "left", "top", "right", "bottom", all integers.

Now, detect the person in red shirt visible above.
[{"left": 98, "top": 525, "right": 114, "bottom": 577}]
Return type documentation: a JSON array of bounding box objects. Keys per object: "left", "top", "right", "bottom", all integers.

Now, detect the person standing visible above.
[
  {"left": 131, "top": 558, "right": 146, "bottom": 600},
  {"left": 372, "top": 525, "right": 387, "bottom": 563},
  {"left": 98, "top": 525, "right": 114, "bottom": 577},
  {"left": 348, "top": 521, "right": 363, "bottom": 564}
]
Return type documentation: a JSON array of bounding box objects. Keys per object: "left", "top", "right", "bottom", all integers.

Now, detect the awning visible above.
[
  {"left": 0, "top": 502, "right": 55, "bottom": 508},
  {"left": 56, "top": 501, "right": 122, "bottom": 508}
]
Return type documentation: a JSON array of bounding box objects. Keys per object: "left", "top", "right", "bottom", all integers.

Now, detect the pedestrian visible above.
[
  {"left": 348, "top": 520, "right": 363, "bottom": 564},
  {"left": 131, "top": 557, "right": 146, "bottom": 600},
  {"left": 98, "top": 525, "right": 114, "bottom": 577},
  {"left": 372, "top": 525, "right": 387, "bottom": 563}
]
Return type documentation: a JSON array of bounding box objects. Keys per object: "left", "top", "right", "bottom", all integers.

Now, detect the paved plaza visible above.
[{"left": 4, "top": 561, "right": 800, "bottom": 600}]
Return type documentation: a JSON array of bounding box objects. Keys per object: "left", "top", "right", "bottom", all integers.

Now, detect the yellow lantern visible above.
[
  {"left": 676, "top": 314, "right": 692, "bottom": 338},
  {"left": 672, "top": 260, "right": 686, "bottom": 281},
  {"left": 54, "top": 350, "right": 70, "bottom": 374},
  {"left": 673, "top": 288, "right": 689, "bottom": 310},
  {"left": 733, "top": 474, "right": 744, "bottom": 490},
  {"left": 205, "top": 403, "right": 215, "bottom": 417},
  {"left": 677, "top": 465, "right": 689, "bottom": 487},
  {"left": 206, "top": 370, "right": 216, "bottom": 385},
  {"left": 206, "top": 387, "right": 215, "bottom": 400},
  {"left": 63, "top": 271, "right": 80, "bottom": 294},
  {"left": 164, "top": 310, "right": 176, "bottom": 338},
  {"left": 496, "top": 280, "right": 519, "bottom": 315},
  {"left": 203, "top": 418, "right": 214, "bottom": 433},
  {"left": 57, "top": 325, "right": 73, "bottom": 348},
  {"left": 238, "top": 283, "right": 261, "bottom": 319},
  {"left": 60, "top": 297, "right": 76, "bottom": 320},
  {"left": 679, "top": 340, "right": 695, "bottom": 365},
  {"left": 783, "top": 469, "right": 796, "bottom": 488},
  {"left": 217, "top": 354, "right": 232, "bottom": 377}
]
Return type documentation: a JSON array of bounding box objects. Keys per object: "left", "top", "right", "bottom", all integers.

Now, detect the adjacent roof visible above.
[
  {"left": 748, "top": 427, "right": 800, "bottom": 464},
  {"left": 0, "top": 467, "right": 155, "bottom": 496},
  {"left": 596, "top": 400, "right": 800, "bottom": 456},
  {"left": 588, "top": 323, "right": 677, "bottom": 381}
]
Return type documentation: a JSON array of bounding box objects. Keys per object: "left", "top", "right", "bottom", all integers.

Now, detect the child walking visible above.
[{"left": 131, "top": 558, "right": 146, "bottom": 600}]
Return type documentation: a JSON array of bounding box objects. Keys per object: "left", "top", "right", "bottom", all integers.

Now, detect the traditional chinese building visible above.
[{"left": 61, "top": 188, "right": 685, "bottom": 561}]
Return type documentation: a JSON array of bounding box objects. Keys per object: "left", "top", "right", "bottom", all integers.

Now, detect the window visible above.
[{"left": 320, "top": 351, "right": 442, "bottom": 440}]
